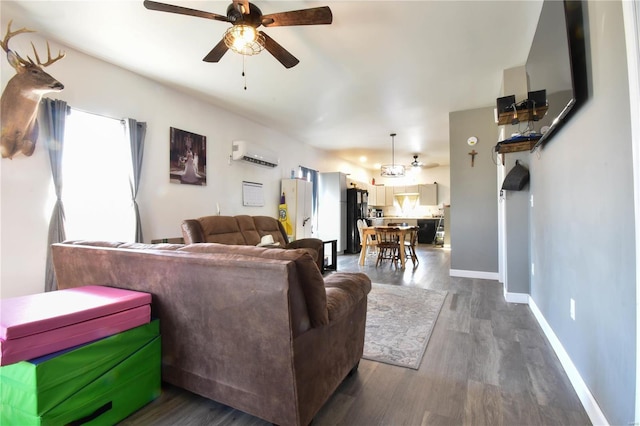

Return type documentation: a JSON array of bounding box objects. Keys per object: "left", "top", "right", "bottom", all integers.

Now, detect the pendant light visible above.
[{"left": 380, "top": 133, "right": 405, "bottom": 177}]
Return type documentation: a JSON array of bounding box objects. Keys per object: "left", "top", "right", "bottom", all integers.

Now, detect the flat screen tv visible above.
[{"left": 527, "top": 0, "right": 588, "bottom": 151}]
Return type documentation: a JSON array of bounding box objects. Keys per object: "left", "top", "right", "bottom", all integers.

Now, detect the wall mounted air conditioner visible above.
[{"left": 231, "top": 140, "right": 279, "bottom": 168}]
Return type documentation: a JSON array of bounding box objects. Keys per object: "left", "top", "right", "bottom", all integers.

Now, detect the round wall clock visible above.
[{"left": 467, "top": 136, "right": 478, "bottom": 146}]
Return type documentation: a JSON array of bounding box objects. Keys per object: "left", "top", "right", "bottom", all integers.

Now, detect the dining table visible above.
[{"left": 359, "top": 225, "right": 418, "bottom": 269}]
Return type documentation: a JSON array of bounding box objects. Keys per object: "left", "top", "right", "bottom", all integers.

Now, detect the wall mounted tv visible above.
[{"left": 527, "top": 0, "right": 588, "bottom": 151}]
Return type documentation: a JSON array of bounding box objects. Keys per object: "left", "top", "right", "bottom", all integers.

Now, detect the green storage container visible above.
[{"left": 0, "top": 320, "right": 160, "bottom": 425}]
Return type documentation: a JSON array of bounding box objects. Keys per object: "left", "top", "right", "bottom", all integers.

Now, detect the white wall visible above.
[{"left": 0, "top": 28, "right": 368, "bottom": 298}]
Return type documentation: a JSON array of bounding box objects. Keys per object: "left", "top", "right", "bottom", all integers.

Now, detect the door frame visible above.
[{"left": 621, "top": 0, "right": 640, "bottom": 422}]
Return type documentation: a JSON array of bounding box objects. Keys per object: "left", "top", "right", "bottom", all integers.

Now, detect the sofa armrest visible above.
[
  {"left": 286, "top": 238, "right": 324, "bottom": 272},
  {"left": 181, "top": 219, "right": 206, "bottom": 244},
  {"left": 323, "top": 272, "right": 371, "bottom": 322},
  {"left": 286, "top": 237, "right": 322, "bottom": 251}
]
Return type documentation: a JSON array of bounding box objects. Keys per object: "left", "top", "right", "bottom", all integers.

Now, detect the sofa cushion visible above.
[
  {"left": 62, "top": 240, "right": 124, "bottom": 248},
  {"left": 198, "top": 216, "right": 247, "bottom": 245},
  {"left": 118, "top": 242, "right": 184, "bottom": 251},
  {"left": 235, "top": 215, "right": 262, "bottom": 245},
  {"left": 324, "top": 273, "right": 372, "bottom": 322},
  {"left": 178, "top": 243, "right": 329, "bottom": 327},
  {"left": 242, "top": 249, "right": 328, "bottom": 327},
  {"left": 252, "top": 216, "right": 288, "bottom": 246},
  {"left": 63, "top": 241, "right": 184, "bottom": 251}
]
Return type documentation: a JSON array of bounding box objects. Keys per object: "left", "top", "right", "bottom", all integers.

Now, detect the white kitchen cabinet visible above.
[
  {"left": 375, "top": 186, "right": 386, "bottom": 206},
  {"left": 385, "top": 186, "right": 395, "bottom": 206},
  {"left": 418, "top": 183, "right": 438, "bottom": 205},
  {"left": 367, "top": 187, "right": 376, "bottom": 206},
  {"left": 369, "top": 185, "right": 386, "bottom": 207},
  {"left": 405, "top": 185, "right": 419, "bottom": 194},
  {"left": 368, "top": 185, "right": 377, "bottom": 206},
  {"left": 281, "top": 179, "right": 314, "bottom": 241}
]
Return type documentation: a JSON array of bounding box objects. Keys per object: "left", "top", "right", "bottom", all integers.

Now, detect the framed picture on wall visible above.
[{"left": 169, "top": 127, "right": 206, "bottom": 185}]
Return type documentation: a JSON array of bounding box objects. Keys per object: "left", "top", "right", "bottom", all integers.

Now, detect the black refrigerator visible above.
[{"left": 345, "top": 188, "right": 368, "bottom": 254}]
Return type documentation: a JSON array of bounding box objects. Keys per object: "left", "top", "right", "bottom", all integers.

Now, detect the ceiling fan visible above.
[
  {"left": 143, "top": 0, "right": 333, "bottom": 68},
  {"left": 410, "top": 155, "right": 439, "bottom": 169}
]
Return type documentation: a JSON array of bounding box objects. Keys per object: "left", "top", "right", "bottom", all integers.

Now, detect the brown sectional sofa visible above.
[
  {"left": 51, "top": 240, "right": 371, "bottom": 426},
  {"left": 181, "top": 215, "right": 325, "bottom": 272}
]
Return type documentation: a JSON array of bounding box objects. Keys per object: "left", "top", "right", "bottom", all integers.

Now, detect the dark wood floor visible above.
[{"left": 120, "top": 244, "right": 591, "bottom": 426}]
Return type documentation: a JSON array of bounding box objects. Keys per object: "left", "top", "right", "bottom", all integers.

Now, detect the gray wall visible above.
[
  {"left": 529, "top": 1, "right": 635, "bottom": 423},
  {"left": 501, "top": 66, "right": 531, "bottom": 296},
  {"left": 450, "top": 2, "right": 636, "bottom": 422},
  {"left": 449, "top": 107, "right": 499, "bottom": 273},
  {"left": 503, "top": 152, "right": 530, "bottom": 295}
]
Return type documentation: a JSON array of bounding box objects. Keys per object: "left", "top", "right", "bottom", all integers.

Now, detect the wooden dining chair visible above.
[
  {"left": 374, "top": 227, "right": 401, "bottom": 267},
  {"left": 357, "top": 219, "right": 378, "bottom": 256},
  {"left": 356, "top": 219, "right": 365, "bottom": 246},
  {"left": 403, "top": 226, "right": 419, "bottom": 267}
]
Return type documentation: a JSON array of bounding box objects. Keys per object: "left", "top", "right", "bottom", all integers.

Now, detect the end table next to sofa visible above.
[{"left": 322, "top": 239, "right": 337, "bottom": 273}]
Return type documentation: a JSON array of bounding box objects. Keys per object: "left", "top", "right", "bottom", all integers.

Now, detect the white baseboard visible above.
[
  {"left": 449, "top": 269, "right": 499, "bottom": 280},
  {"left": 528, "top": 298, "right": 610, "bottom": 426},
  {"left": 504, "top": 291, "right": 529, "bottom": 304}
]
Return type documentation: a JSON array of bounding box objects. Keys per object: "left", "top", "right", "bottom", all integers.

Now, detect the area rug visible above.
[{"left": 363, "top": 284, "right": 447, "bottom": 370}]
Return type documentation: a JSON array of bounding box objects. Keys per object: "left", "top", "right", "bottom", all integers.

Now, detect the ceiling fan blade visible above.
[
  {"left": 261, "top": 6, "right": 333, "bottom": 27},
  {"left": 259, "top": 31, "right": 299, "bottom": 68},
  {"left": 232, "top": 0, "right": 251, "bottom": 15},
  {"left": 143, "top": 0, "right": 230, "bottom": 23},
  {"left": 202, "top": 38, "right": 229, "bottom": 62}
]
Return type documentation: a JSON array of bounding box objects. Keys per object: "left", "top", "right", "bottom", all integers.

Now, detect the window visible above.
[{"left": 62, "top": 109, "right": 134, "bottom": 241}]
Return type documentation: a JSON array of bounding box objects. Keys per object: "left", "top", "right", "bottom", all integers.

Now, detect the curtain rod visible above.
[
  {"left": 299, "top": 165, "right": 319, "bottom": 172},
  {"left": 67, "top": 105, "right": 125, "bottom": 122}
]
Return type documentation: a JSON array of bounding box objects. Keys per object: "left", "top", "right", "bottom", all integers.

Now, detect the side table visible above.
[{"left": 322, "top": 240, "right": 338, "bottom": 273}]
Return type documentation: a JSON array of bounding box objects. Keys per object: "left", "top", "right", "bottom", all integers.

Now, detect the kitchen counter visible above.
[
  {"left": 366, "top": 217, "right": 442, "bottom": 224},
  {"left": 379, "top": 216, "right": 443, "bottom": 220}
]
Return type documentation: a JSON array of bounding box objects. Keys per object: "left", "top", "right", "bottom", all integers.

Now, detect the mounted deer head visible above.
[{"left": 0, "top": 20, "right": 65, "bottom": 159}]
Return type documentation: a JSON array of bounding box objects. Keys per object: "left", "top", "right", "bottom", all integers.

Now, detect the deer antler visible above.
[
  {"left": 0, "top": 20, "right": 35, "bottom": 54},
  {"left": 1, "top": 20, "right": 65, "bottom": 68},
  {"left": 28, "top": 41, "right": 65, "bottom": 67}
]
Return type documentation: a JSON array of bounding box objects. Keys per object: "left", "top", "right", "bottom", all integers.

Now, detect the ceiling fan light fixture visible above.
[
  {"left": 380, "top": 132, "right": 405, "bottom": 178},
  {"left": 224, "top": 25, "right": 264, "bottom": 55}
]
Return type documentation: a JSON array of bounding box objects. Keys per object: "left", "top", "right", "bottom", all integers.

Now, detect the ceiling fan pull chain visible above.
[{"left": 242, "top": 55, "right": 247, "bottom": 90}]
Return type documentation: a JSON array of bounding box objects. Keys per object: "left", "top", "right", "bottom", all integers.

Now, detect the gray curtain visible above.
[
  {"left": 125, "top": 119, "right": 146, "bottom": 243},
  {"left": 40, "top": 98, "right": 68, "bottom": 292}
]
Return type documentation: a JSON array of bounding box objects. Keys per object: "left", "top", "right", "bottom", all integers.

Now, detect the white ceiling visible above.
[{"left": 1, "top": 0, "right": 543, "bottom": 171}]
